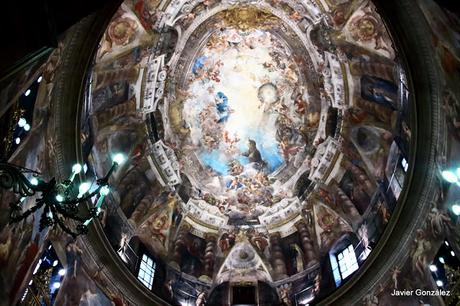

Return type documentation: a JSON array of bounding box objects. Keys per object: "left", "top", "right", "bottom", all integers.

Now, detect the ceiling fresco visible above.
[
  {"left": 80, "top": 0, "right": 412, "bottom": 304},
  {"left": 173, "top": 25, "right": 319, "bottom": 224}
]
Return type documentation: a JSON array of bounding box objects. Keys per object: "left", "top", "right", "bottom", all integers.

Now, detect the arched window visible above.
[
  {"left": 329, "top": 233, "right": 362, "bottom": 287},
  {"left": 330, "top": 244, "right": 359, "bottom": 287},
  {"left": 336, "top": 244, "right": 359, "bottom": 279},
  {"left": 137, "top": 253, "right": 156, "bottom": 290}
]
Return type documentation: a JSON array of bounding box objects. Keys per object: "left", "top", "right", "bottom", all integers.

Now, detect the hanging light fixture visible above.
[{"left": 0, "top": 154, "right": 126, "bottom": 237}]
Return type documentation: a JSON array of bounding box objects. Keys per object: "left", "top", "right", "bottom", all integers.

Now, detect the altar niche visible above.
[
  {"left": 207, "top": 281, "right": 280, "bottom": 306},
  {"left": 232, "top": 285, "right": 257, "bottom": 305}
]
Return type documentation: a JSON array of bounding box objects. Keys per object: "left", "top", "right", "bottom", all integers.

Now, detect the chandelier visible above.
[{"left": 0, "top": 154, "right": 125, "bottom": 237}]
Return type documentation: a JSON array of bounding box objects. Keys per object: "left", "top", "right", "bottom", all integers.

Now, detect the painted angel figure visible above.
[{"left": 411, "top": 229, "right": 432, "bottom": 280}]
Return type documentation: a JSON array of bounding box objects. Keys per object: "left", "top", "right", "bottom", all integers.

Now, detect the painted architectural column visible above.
[
  {"left": 333, "top": 184, "right": 362, "bottom": 221},
  {"left": 269, "top": 232, "right": 287, "bottom": 279},
  {"left": 171, "top": 223, "right": 190, "bottom": 270},
  {"left": 93, "top": 66, "right": 140, "bottom": 91},
  {"left": 343, "top": 160, "right": 374, "bottom": 195},
  {"left": 350, "top": 60, "right": 395, "bottom": 82},
  {"left": 356, "top": 97, "right": 394, "bottom": 123},
  {"left": 203, "top": 234, "right": 217, "bottom": 279},
  {"left": 295, "top": 220, "right": 318, "bottom": 267}
]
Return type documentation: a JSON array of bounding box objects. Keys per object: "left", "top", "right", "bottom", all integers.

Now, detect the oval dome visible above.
[{"left": 81, "top": 0, "right": 413, "bottom": 304}]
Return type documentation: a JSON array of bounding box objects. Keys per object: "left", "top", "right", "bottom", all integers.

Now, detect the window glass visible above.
[
  {"left": 137, "top": 254, "right": 156, "bottom": 289},
  {"left": 337, "top": 244, "right": 359, "bottom": 279}
]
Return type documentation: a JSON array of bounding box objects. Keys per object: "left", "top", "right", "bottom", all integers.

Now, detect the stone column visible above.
[
  {"left": 269, "top": 232, "right": 287, "bottom": 279},
  {"left": 343, "top": 160, "right": 374, "bottom": 195},
  {"left": 333, "top": 184, "right": 362, "bottom": 220},
  {"left": 171, "top": 223, "right": 190, "bottom": 270},
  {"left": 295, "top": 221, "right": 318, "bottom": 267},
  {"left": 201, "top": 234, "right": 217, "bottom": 282},
  {"left": 356, "top": 97, "right": 393, "bottom": 123}
]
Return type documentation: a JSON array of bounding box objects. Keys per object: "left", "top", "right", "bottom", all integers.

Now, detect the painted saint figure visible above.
[
  {"left": 242, "top": 139, "right": 266, "bottom": 168},
  {"left": 215, "top": 91, "right": 231, "bottom": 123}
]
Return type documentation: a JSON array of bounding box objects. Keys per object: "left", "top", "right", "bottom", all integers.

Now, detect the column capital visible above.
[
  {"left": 295, "top": 219, "right": 308, "bottom": 229},
  {"left": 269, "top": 232, "right": 282, "bottom": 240},
  {"left": 204, "top": 233, "right": 218, "bottom": 241}
]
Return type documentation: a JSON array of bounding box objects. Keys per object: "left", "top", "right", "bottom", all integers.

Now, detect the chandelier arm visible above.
[
  {"left": 9, "top": 199, "right": 45, "bottom": 223},
  {"left": 48, "top": 204, "right": 87, "bottom": 233},
  {"left": 59, "top": 164, "right": 116, "bottom": 205},
  {"left": 60, "top": 186, "right": 104, "bottom": 205},
  {"left": 0, "top": 166, "right": 38, "bottom": 197},
  {"left": 53, "top": 214, "right": 80, "bottom": 238},
  {"left": 0, "top": 162, "right": 41, "bottom": 175},
  {"left": 60, "top": 209, "right": 90, "bottom": 222},
  {"left": 47, "top": 204, "right": 78, "bottom": 232},
  {"left": 50, "top": 200, "right": 91, "bottom": 222},
  {"left": 97, "top": 162, "right": 118, "bottom": 185},
  {"left": 1, "top": 157, "right": 121, "bottom": 236}
]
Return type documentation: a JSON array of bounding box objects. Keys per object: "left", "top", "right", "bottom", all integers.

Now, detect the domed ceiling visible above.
[{"left": 81, "top": 0, "right": 412, "bottom": 304}]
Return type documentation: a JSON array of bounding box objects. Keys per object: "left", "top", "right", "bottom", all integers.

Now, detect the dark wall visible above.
[{"left": 0, "top": 0, "right": 121, "bottom": 75}]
